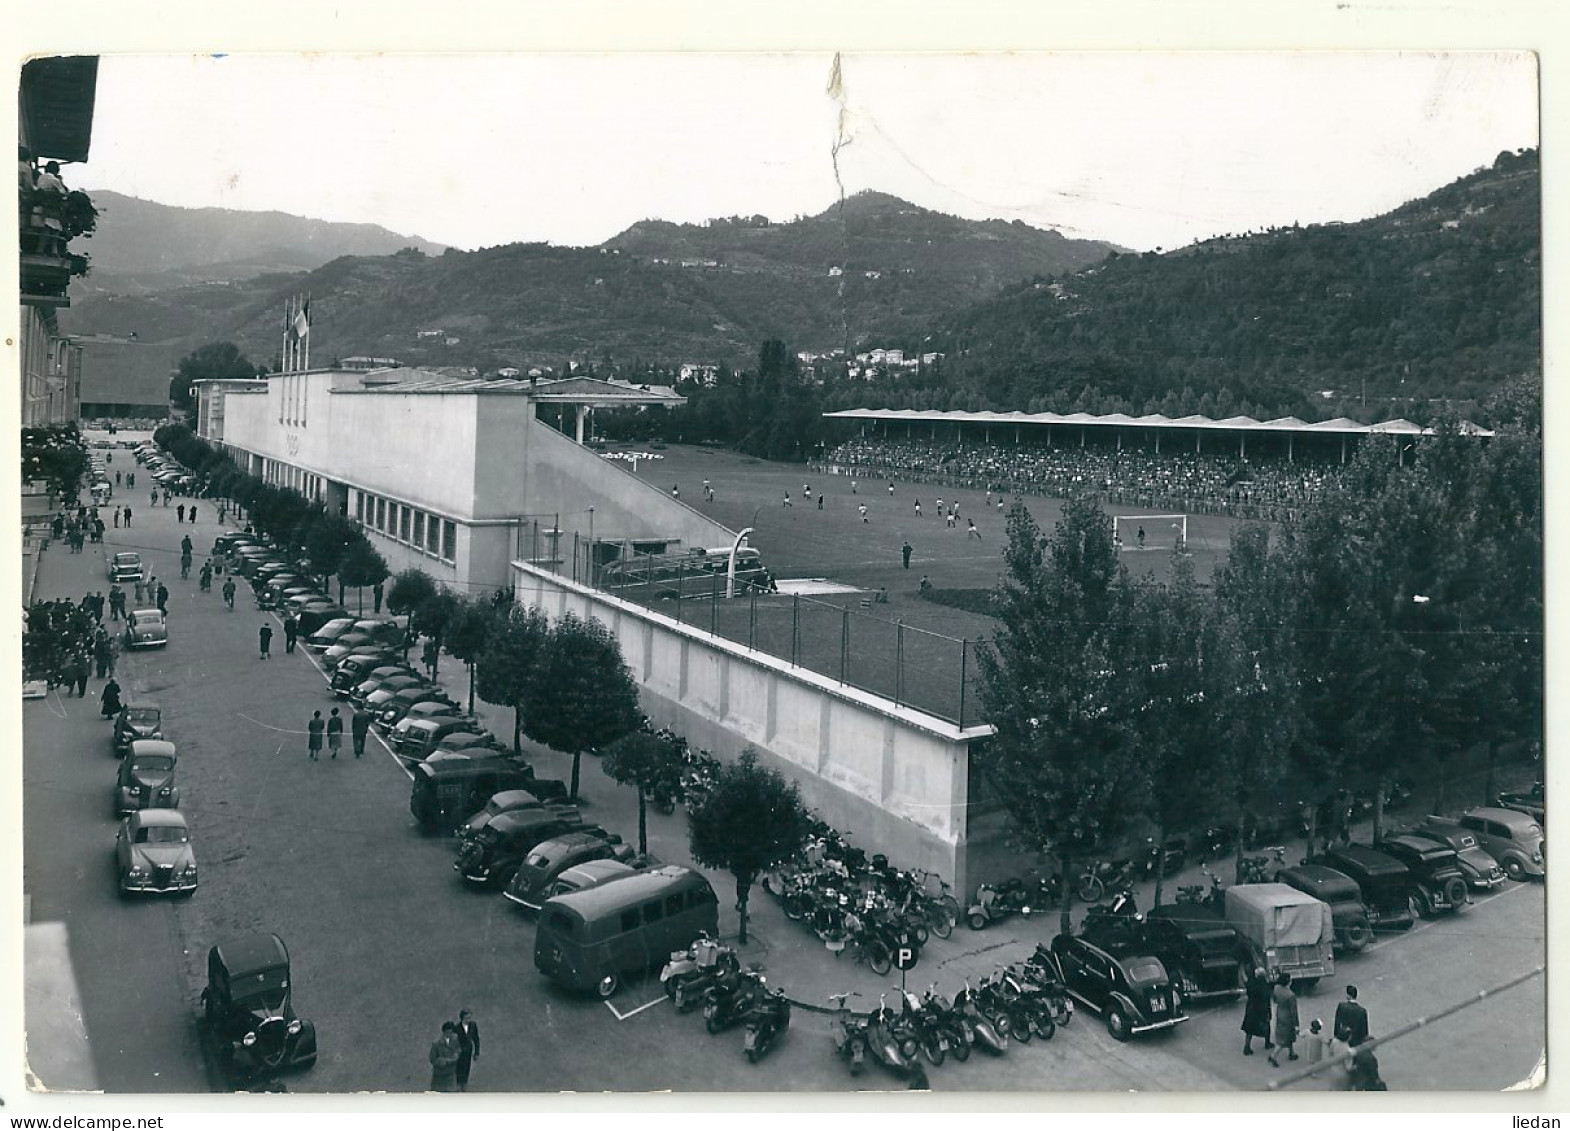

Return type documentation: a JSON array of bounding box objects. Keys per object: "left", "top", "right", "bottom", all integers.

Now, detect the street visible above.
[{"left": 22, "top": 489, "right": 1546, "bottom": 1094}]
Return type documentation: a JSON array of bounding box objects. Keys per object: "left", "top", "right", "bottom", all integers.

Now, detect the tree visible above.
[
  {"left": 974, "top": 497, "right": 1150, "bottom": 936},
  {"left": 686, "top": 748, "right": 812, "bottom": 943},
  {"left": 171, "top": 341, "right": 262, "bottom": 411},
  {"left": 475, "top": 605, "right": 550, "bottom": 755},
  {"left": 416, "top": 590, "right": 464, "bottom": 679},
  {"left": 445, "top": 598, "right": 495, "bottom": 715},
  {"left": 386, "top": 568, "right": 438, "bottom": 658},
  {"left": 601, "top": 730, "right": 685, "bottom": 855},
  {"left": 302, "top": 512, "right": 353, "bottom": 595},
  {"left": 522, "top": 612, "right": 642, "bottom": 801},
  {"left": 337, "top": 537, "right": 389, "bottom": 615}
]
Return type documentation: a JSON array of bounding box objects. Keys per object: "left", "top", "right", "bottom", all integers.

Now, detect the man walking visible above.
[
  {"left": 455, "top": 1009, "right": 480, "bottom": 1092},
  {"left": 351, "top": 704, "right": 371, "bottom": 759},
  {"left": 901, "top": 540, "right": 913, "bottom": 570},
  {"left": 109, "top": 584, "right": 125, "bottom": 621},
  {"left": 858, "top": 503, "right": 868, "bottom": 523},
  {"left": 306, "top": 710, "right": 324, "bottom": 761},
  {"left": 373, "top": 581, "right": 384, "bottom": 614},
  {"left": 283, "top": 612, "right": 299, "bottom": 654},
  {"left": 177, "top": 503, "right": 185, "bottom": 523},
  {"left": 1333, "top": 985, "right": 1369, "bottom": 1050},
  {"left": 326, "top": 708, "right": 344, "bottom": 759},
  {"left": 156, "top": 582, "right": 169, "bottom": 616},
  {"left": 123, "top": 505, "right": 132, "bottom": 528},
  {"left": 259, "top": 622, "right": 273, "bottom": 660},
  {"left": 113, "top": 508, "right": 120, "bottom": 529}
]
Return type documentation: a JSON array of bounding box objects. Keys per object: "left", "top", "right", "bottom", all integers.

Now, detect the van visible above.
[{"left": 534, "top": 866, "right": 719, "bottom": 997}]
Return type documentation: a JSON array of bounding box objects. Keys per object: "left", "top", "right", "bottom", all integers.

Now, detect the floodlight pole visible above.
[{"left": 727, "top": 525, "right": 754, "bottom": 599}]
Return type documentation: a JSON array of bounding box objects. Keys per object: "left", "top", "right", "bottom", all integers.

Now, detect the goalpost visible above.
[{"left": 1114, "top": 514, "right": 1187, "bottom": 551}]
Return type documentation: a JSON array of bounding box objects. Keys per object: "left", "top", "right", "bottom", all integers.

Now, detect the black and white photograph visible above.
[{"left": 8, "top": 2, "right": 1557, "bottom": 1115}]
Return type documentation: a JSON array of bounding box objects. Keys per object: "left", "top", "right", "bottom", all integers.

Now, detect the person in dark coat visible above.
[
  {"left": 259, "top": 622, "right": 273, "bottom": 659},
  {"left": 156, "top": 583, "right": 169, "bottom": 615},
  {"left": 70, "top": 651, "right": 91, "bottom": 698},
  {"left": 455, "top": 1009, "right": 480, "bottom": 1091},
  {"left": 1269, "top": 972, "right": 1300, "bottom": 1066},
  {"left": 326, "top": 708, "right": 344, "bottom": 759},
  {"left": 1241, "top": 967, "right": 1272, "bottom": 1055},
  {"left": 283, "top": 613, "right": 299, "bottom": 654},
  {"left": 373, "top": 581, "right": 384, "bottom": 613},
  {"left": 306, "top": 710, "right": 324, "bottom": 761},
  {"left": 1334, "top": 984, "right": 1370, "bottom": 1048},
  {"left": 100, "top": 677, "right": 123, "bottom": 719},
  {"left": 428, "top": 1022, "right": 460, "bottom": 1093},
  {"left": 901, "top": 541, "right": 913, "bottom": 569},
  {"left": 351, "top": 705, "right": 371, "bottom": 759}
]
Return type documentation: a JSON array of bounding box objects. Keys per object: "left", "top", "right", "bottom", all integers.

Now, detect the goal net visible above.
[{"left": 1114, "top": 514, "right": 1188, "bottom": 551}]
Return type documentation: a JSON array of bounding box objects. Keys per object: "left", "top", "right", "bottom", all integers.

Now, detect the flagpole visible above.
[{"left": 303, "top": 292, "right": 311, "bottom": 371}]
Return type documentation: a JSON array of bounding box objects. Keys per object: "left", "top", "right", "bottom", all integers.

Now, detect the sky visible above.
[{"left": 71, "top": 51, "right": 1540, "bottom": 254}]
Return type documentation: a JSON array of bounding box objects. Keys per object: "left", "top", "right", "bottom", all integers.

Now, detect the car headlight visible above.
[
  {"left": 184, "top": 864, "right": 198, "bottom": 876},
  {"left": 287, "top": 1020, "right": 302, "bottom": 1035},
  {"left": 242, "top": 1031, "right": 257, "bottom": 1047},
  {"left": 158, "top": 787, "right": 172, "bottom": 796},
  {"left": 128, "top": 864, "right": 146, "bottom": 875}
]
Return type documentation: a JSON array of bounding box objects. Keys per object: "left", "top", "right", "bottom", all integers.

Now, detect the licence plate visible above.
[{"left": 1150, "top": 996, "right": 1167, "bottom": 1013}]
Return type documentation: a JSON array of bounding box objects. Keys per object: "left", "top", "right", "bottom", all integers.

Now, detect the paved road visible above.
[{"left": 22, "top": 487, "right": 1546, "bottom": 1094}]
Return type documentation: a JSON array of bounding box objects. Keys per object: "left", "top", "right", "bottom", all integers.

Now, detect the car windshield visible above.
[
  {"left": 136, "top": 824, "right": 188, "bottom": 844},
  {"left": 132, "top": 756, "right": 174, "bottom": 773},
  {"left": 115, "top": 554, "right": 138, "bottom": 564},
  {"left": 126, "top": 708, "right": 159, "bottom": 726},
  {"left": 131, "top": 612, "right": 162, "bottom": 627}
]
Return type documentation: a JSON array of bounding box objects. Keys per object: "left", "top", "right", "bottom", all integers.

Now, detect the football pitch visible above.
[{"left": 598, "top": 442, "right": 1251, "bottom": 723}]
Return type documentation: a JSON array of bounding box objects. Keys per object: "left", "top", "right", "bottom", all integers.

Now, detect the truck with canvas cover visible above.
[{"left": 1223, "top": 883, "right": 1334, "bottom": 991}]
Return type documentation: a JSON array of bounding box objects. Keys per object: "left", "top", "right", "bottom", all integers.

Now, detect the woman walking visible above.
[
  {"left": 428, "top": 1021, "right": 461, "bottom": 1092},
  {"left": 1269, "top": 972, "right": 1300, "bottom": 1066},
  {"left": 1241, "top": 967, "right": 1272, "bottom": 1056}
]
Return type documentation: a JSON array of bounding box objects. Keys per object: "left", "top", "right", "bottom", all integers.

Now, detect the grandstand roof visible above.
[{"left": 822, "top": 407, "right": 1493, "bottom": 438}]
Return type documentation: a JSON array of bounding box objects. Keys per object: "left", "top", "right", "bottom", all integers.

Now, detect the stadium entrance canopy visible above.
[{"left": 823, "top": 407, "right": 1493, "bottom": 463}]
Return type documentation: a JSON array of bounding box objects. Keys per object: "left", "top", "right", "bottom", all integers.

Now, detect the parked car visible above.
[
  {"left": 460, "top": 788, "right": 561, "bottom": 837},
  {"left": 211, "top": 532, "right": 256, "bottom": 557},
  {"left": 1422, "top": 808, "right": 1544, "bottom": 881},
  {"left": 115, "top": 808, "right": 197, "bottom": 896},
  {"left": 123, "top": 608, "right": 169, "bottom": 649},
  {"left": 113, "top": 702, "right": 163, "bottom": 756},
  {"left": 538, "top": 858, "right": 640, "bottom": 902},
  {"left": 455, "top": 804, "right": 587, "bottom": 889},
  {"left": 352, "top": 670, "right": 424, "bottom": 708},
  {"left": 108, "top": 551, "right": 144, "bottom": 582},
  {"left": 1406, "top": 825, "right": 1507, "bottom": 890},
  {"left": 396, "top": 700, "right": 467, "bottom": 730},
  {"left": 433, "top": 731, "right": 509, "bottom": 758},
  {"left": 305, "top": 618, "right": 360, "bottom": 649},
  {"left": 1496, "top": 783, "right": 1545, "bottom": 825},
  {"left": 1374, "top": 834, "right": 1471, "bottom": 915},
  {"left": 503, "top": 827, "right": 639, "bottom": 910},
  {"left": 296, "top": 602, "right": 350, "bottom": 636},
  {"left": 364, "top": 678, "right": 432, "bottom": 717},
  {"left": 1136, "top": 903, "right": 1249, "bottom": 998},
  {"left": 201, "top": 933, "right": 317, "bottom": 1083},
  {"left": 331, "top": 654, "right": 407, "bottom": 698},
  {"left": 409, "top": 756, "right": 563, "bottom": 834},
  {"left": 390, "top": 716, "right": 482, "bottom": 760},
  {"left": 1276, "top": 865, "right": 1374, "bottom": 952},
  {"left": 375, "top": 686, "right": 458, "bottom": 729},
  {"left": 1311, "top": 845, "right": 1418, "bottom": 931},
  {"left": 1044, "top": 931, "right": 1188, "bottom": 1041},
  {"left": 115, "top": 740, "right": 179, "bottom": 815},
  {"left": 1224, "top": 883, "right": 1335, "bottom": 988}
]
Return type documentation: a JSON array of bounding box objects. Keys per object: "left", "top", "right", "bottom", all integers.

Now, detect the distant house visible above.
[
  {"left": 416, "top": 329, "right": 445, "bottom": 339},
  {"left": 340, "top": 356, "right": 402, "bottom": 371}
]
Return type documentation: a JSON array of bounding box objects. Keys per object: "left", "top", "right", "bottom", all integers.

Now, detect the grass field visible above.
[{"left": 597, "top": 442, "right": 1253, "bottom": 723}]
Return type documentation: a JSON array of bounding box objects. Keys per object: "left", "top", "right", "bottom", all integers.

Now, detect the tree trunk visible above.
[
  {"left": 1152, "top": 825, "right": 1167, "bottom": 909},
  {"left": 1372, "top": 780, "right": 1387, "bottom": 845},
  {"left": 1305, "top": 805, "right": 1320, "bottom": 864},
  {"left": 1058, "top": 853, "right": 1074, "bottom": 938},
  {"left": 356, "top": 586, "right": 364, "bottom": 615},
  {"left": 466, "top": 661, "right": 476, "bottom": 715},
  {"left": 736, "top": 875, "right": 752, "bottom": 944},
  {"left": 570, "top": 751, "right": 582, "bottom": 801},
  {"left": 636, "top": 787, "right": 648, "bottom": 855},
  {"left": 1235, "top": 810, "right": 1248, "bottom": 886},
  {"left": 338, "top": 578, "right": 345, "bottom": 605},
  {"left": 513, "top": 705, "right": 522, "bottom": 756}
]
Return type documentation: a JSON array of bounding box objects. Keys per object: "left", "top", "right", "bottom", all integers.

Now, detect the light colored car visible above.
[
  {"left": 116, "top": 808, "right": 198, "bottom": 896},
  {"left": 124, "top": 608, "right": 169, "bottom": 649},
  {"left": 1423, "top": 808, "right": 1544, "bottom": 881},
  {"left": 109, "top": 551, "right": 144, "bottom": 582},
  {"left": 115, "top": 740, "right": 179, "bottom": 814}
]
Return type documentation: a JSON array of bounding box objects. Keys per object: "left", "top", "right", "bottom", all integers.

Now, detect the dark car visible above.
[
  {"left": 108, "top": 551, "right": 144, "bottom": 582},
  {"left": 1423, "top": 809, "right": 1544, "bottom": 881},
  {"left": 113, "top": 702, "right": 163, "bottom": 756},
  {"left": 1375, "top": 835, "right": 1470, "bottom": 915},
  {"left": 115, "top": 808, "right": 197, "bottom": 896},
  {"left": 115, "top": 740, "right": 180, "bottom": 815},
  {"left": 1136, "top": 904, "right": 1249, "bottom": 998},
  {"left": 295, "top": 602, "right": 349, "bottom": 636},
  {"left": 376, "top": 686, "right": 457, "bottom": 729},
  {"left": 432, "top": 731, "right": 509, "bottom": 758},
  {"left": 201, "top": 933, "right": 317, "bottom": 1084},
  {"left": 1495, "top": 783, "right": 1545, "bottom": 825},
  {"left": 460, "top": 788, "right": 562, "bottom": 838},
  {"left": 409, "top": 756, "right": 564, "bottom": 834},
  {"left": 454, "top": 804, "right": 587, "bottom": 889},
  {"left": 304, "top": 617, "right": 361, "bottom": 649},
  {"left": 1044, "top": 932, "right": 1188, "bottom": 1041},
  {"left": 391, "top": 717, "right": 485, "bottom": 761},
  {"left": 1407, "top": 825, "right": 1507, "bottom": 890},
  {"left": 1312, "top": 845, "right": 1417, "bottom": 931},
  {"left": 357, "top": 673, "right": 426, "bottom": 710},
  {"left": 503, "top": 827, "right": 638, "bottom": 910},
  {"left": 331, "top": 654, "right": 407, "bottom": 697},
  {"left": 1276, "top": 865, "right": 1374, "bottom": 952}
]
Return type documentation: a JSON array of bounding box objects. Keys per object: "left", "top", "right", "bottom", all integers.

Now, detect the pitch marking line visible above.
[
  {"left": 604, "top": 994, "right": 667, "bottom": 1021},
  {"left": 286, "top": 618, "right": 413, "bottom": 780}
]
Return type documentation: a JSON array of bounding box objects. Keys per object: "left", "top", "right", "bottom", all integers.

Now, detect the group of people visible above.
[
  {"left": 50, "top": 505, "right": 106, "bottom": 552},
  {"left": 427, "top": 1010, "right": 481, "bottom": 1092},
  {"left": 23, "top": 596, "right": 120, "bottom": 696},
  {"left": 1242, "top": 976, "right": 1385, "bottom": 1090}
]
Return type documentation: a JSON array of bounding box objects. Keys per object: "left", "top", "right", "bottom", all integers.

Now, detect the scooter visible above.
[
  {"left": 899, "top": 987, "right": 951, "bottom": 1067},
  {"left": 921, "top": 985, "right": 972, "bottom": 1063},
  {"left": 660, "top": 932, "right": 737, "bottom": 1012},
  {"left": 966, "top": 878, "right": 1032, "bottom": 931},
  {"left": 703, "top": 967, "right": 765, "bottom": 1034},
  {"left": 741, "top": 982, "right": 791, "bottom": 1062},
  {"left": 955, "top": 979, "right": 1007, "bottom": 1054},
  {"left": 828, "top": 993, "right": 869, "bottom": 1077},
  {"left": 867, "top": 994, "right": 929, "bottom": 1089}
]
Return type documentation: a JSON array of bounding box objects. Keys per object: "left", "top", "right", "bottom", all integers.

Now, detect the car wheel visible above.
[
  {"left": 1443, "top": 878, "right": 1470, "bottom": 910},
  {"left": 1342, "top": 918, "right": 1373, "bottom": 952},
  {"left": 1504, "top": 857, "right": 1527, "bottom": 882},
  {"left": 178, "top": 888, "right": 196, "bottom": 900},
  {"left": 967, "top": 912, "right": 988, "bottom": 932},
  {"left": 595, "top": 973, "right": 619, "bottom": 1000},
  {"left": 1106, "top": 1007, "right": 1132, "bottom": 1043}
]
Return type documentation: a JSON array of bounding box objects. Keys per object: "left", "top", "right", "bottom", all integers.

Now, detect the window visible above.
[
  {"left": 619, "top": 909, "right": 640, "bottom": 933},
  {"left": 687, "top": 887, "right": 715, "bottom": 910},
  {"left": 642, "top": 901, "right": 664, "bottom": 925},
  {"left": 374, "top": 498, "right": 385, "bottom": 531},
  {"left": 665, "top": 893, "right": 684, "bottom": 917},
  {"left": 427, "top": 517, "right": 442, "bottom": 554},
  {"left": 399, "top": 506, "right": 411, "bottom": 542},
  {"left": 413, "top": 512, "right": 425, "bottom": 548},
  {"left": 443, "top": 521, "right": 457, "bottom": 562},
  {"left": 355, "top": 492, "right": 365, "bottom": 522}
]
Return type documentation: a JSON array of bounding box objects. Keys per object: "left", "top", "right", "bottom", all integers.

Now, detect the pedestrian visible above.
[
  {"left": 901, "top": 540, "right": 913, "bottom": 569},
  {"left": 156, "top": 583, "right": 169, "bottom": 615},
  {"left": 93, "top": 629, "right": 113, "bottom": 679},
  {"left": 1333, "top": 985, "right": 1369, "bottom": 1049},
  {"left": 428, "top": 1022, "right": 461, "bottom": 1092},
  {"left": 189, "top": 505, "right": 197, "bottom": 523},
  {"left": 936, "top": 497, "right": 943, "bottom": 513},
  {"left": 671, "top": 484, "right": 680, "bottom": 500},
  {"left": 997, "top": 498, "right": 1004, "bottom": 515},
  {"left": 985, "top": 490, "right": 991, "bottom": 506},
  {"left": 1268, "top": 973, "right": 1300, "bottom": 1066},
  {"left": 816, "top": 494, "right": 824, "bottom": 510},
  {"left": 151, "top": 489, "right": 158, "bottom": 507},
  {"left": 71, "top": 651, "right": 90, "bottom": 698},
  {"left": 851, "top": 479, "right": 857, "bottom": 495},
  {"left": 888, "top": 482, "right": 894, "bottom": 497},
  {"left": 115, "top": 470, "right": 122, "bottom": 486},
  {"left": 1137, "top": 525, "right": 1146, "bottom": 549},
  {"left": 283, "top": 613, "right": 299, "bottom": 654},
  {"left": 351, "top": 704, "right": 371, "bottom": 758},
  {"left": 134, "top": 576, "right": 146, "bottom": 605},
  {"left": 109, "top": 585, "right": 125, "bottom": 620},
  {"left": 163, "top": 489, "right": 171, "bottom": 506},
  {"left": 803, "top": 484, "right": 812, "bottom": 501},
  {"left": 218, "top": 503, "right": 227, "bottom": 524},
  {"left": 222, "top": 577, "right": 236, "bottom": 610},
  {"left": 946, "top": 508, "right": 956, "bottom": 528},
  {"left": 782, "top": 492, "right": 792, "bottom": 508},
  {"left": 967, "top": 519, "right": 981, "bottom": 540},
  {"left": 373, "top": 581, "right": 384, "bottom": 614},
  {"left": 919, "top": 574, "right": 932, "bottom": 594},
  {"left": 422, "top": 637, "right": 439, "bottom": 678},
  {"left": 1303, "top": 1018, "right": 1327, "bottom": 1065},
  {"left": 259, "top": 622, "right": 273, "bottom": 660},
  {"left": 100, "top": 676, "right": 123, "bottom": 719},
  {"left": 306, "top": 710, "right": 324, "bottom": 760},
  {"left": 123, "top": 506, "right": 132, "bottom": 528},
  {"left": 914, "top": 499, "right": 922, "bottom": 518},
  {"left": 177, "top": 503, "right": 185, "bottom": 523},
  {"left": 51, "top": 514, "right": 63, "bottom": 540},
  {"left": 1347, "top": 1046, "right": 1387, "bottom": 1091},
  {"left": 326, "top": 708, "right": 344, "bottom": 759},
  {"left": 113, "top": 508, "right": 120, "bottom": 529},
  {"left": 455, "top": 1009, "right": 480, "bottom": 1091},
  {"left": 858, "top": 504, "right": 868, "bottom": 523},
  {"left": 1241, "top": 967, "right": 1272, "bottom": 1056}
]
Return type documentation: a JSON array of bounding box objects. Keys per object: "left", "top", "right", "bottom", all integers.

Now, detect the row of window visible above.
[{"left": 355, "top": 490, "right": 457, "bottom": 564}]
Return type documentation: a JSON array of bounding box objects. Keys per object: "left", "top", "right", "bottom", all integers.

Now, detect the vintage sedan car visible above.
[
  {"left": 392, "top": 717, "right": 484, "bottom": 761},
  {"left": 115, "top": 740, "right": 180, "bottom": 814},
  {"left": 539, "top": 858, "right": 640, "bottom": 902},
  {"left": 454, "top": 804, "right": 586, "bottom": 889},
  {"left": 1044, "top": 931, "right": 1188, "bottom": 1041},
  {"left": 433, "top": 731, "right": 509, "bottom": 758},
  {"left": 352, "top": 670, "right": 424, "bottom": 708},
  {"left": 364, "top": 679, "right": 432, "bottom": 719},
  {"left": 201, "top": 933, "right": 317, "bottom": 1083},
  {"left": 1406, "top": 825, "right": 1507, "bottom": 889},
  {"left": 123, "top": 608, "right": 169, "bottom": 649},
  {"left": 1311, "top": 845, "right": 1418, "bottom": 931},
  {"left": 113, "top": 702, "right": 163, "bottom": 756},
  {"left": 1134, "top": 903, "right": 1249, "bottom": 998},
  {"left": 116, "top": 808, "right": 197, "bottom": 896},
  {"left": 108, "top": 551, "right": 144, "bottom": 582},
  {"left": 409, "top": 758, "right": 559, "bottom": 834},
  {"left": 375, "top": 687, "right": 458, "bottom": 729},
  {"left": 304, "top": 617, "right": 359, "bottom": 649},
  {"left": 1374, "top": 834, "right": 1471, "bottom": 915},
  {"left": 503, "top": 827, "right": 638, "bottom": 910},
  {"left": 1423, "top": 808, "right": 1544, "bottom": 881},
  {"left": 331, "top": 654, "right": 406, "bottom": 697}
]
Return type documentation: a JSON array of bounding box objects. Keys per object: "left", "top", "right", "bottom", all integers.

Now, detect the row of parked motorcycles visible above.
[
  {"left": 659, "top": 934, "right": 792, "bottom": 1063},
  {"left": 762, "top": 826, "right": 961, "bottom": 974}
]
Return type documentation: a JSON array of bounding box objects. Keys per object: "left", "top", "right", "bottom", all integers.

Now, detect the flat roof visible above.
[
  {"left": 823, "top": 407, "right": 1493, "bottom": 438},
  {"left": 315, "top": 367, "right": 686, "bottom": 406}
]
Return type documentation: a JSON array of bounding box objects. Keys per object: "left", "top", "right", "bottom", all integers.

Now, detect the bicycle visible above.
[
  {"left": 180, "top": 555, "right": 192, "bottom": 579},
  {"left": 1238, "top": 845, "right": 1288, "bottom": 885}
]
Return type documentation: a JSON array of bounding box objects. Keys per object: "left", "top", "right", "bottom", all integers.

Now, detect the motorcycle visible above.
[
  {"left": 828, "top": 993, "right": 869, "bottom": 1077},
  {"left": 1176, "top": 864, "right": 1229, "bottom": 910},
  {"left": 921, "top": 985, "right": 971, "bottom": 1063},
  {"left": 704, "top": 967, "right": 766, "bottom": 1034},
  {"left": 975, "top": 973, "right": 1032, "bottom": 1043},
  {"left": 967, "top": 878, "right": 1033, "bottom": 931},
  {"left": 1077, "top": 857, "right": 1140, "bottom": 903},
  {"left": 954, "top": 980, "right": 1007, "bottom": 1054},
  {"left": 741, "top": 982, "right": 791, "bottom": 1062},
  {"left": 1238, "top": 845, "right": 1289, "bottom": 885},
  {"left": 895, "top": 987, "right": 951, "bottom": 1066},
  {"left": 867, "top": 994, "right": 929, "bottom": 1089},
  {"left": 660, "top": 932, "right": 738, "bottom": 1012}
]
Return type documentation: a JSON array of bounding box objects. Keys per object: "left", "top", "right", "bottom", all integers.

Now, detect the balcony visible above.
[{"left": 19, "top": 188, "right": 95, "bottom": 308}]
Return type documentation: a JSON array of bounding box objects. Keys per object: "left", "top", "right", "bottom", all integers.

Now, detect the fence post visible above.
[
  {"left": 895, "top": 620, "right": 904, "bottom": 706},
  {"left": 711, "top": 571, "right": 719, "bottom": 635},
  {"left": 958, "top": 638, "right": 968, "bottom": 728},
  {"left": 676, "top": 559, "right": 684, "bottom": 624},
  {"left": 791, "top": 595, "right": 800, "bottom": 666},
  {"left": 749, "top": 586, "right": 757, "bottom": 650},
  {"left": 572, "top": 533, "right": 580, "bottom": 583},
  {"left": 840, "top": 607, "right": 850, "bottom": 685}
]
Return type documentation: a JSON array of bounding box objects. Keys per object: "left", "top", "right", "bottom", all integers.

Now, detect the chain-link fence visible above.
[{"left": 518, "top": 520, "right": 978, "bottom": 726}]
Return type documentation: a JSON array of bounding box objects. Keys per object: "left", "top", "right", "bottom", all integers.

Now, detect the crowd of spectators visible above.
[{"left": 821, "top": 436, "right": 1346, "bottom": 523}]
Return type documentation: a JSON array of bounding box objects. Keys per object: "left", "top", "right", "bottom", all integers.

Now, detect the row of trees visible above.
[
  {"left": 976, "top": 377, "right": 1542, "bottom": 933},
  {"left": 22, "top": 424, "right": 91, "bottom": 501}
]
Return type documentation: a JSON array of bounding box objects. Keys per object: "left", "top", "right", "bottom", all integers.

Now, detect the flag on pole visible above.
[{"left": 292, "top": 298, "right": 311, "bottom": 339}]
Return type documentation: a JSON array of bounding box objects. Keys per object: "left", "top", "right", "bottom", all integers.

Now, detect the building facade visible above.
[{"left": 192, "top": 378, "right": 267, "bottom": 442}]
